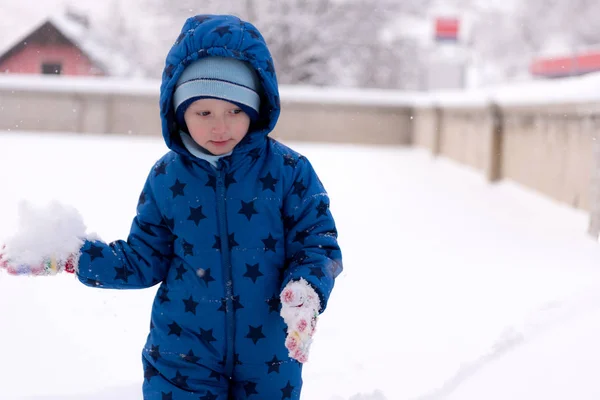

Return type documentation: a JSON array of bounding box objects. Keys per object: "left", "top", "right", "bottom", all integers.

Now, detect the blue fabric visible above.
[
  {"left": 173, "top": 56, "right": 261, "bottom": 112},
  {"left": 76, "top": 14, "right": 342, "bottom": 399}
]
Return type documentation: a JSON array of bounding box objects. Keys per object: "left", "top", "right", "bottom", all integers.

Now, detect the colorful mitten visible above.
[
  {"left": 280, "top": 278, "right": 321, "bottom": 363},
  {"left": 0, "top": 245, "right": 77, "bottom": 275},
  {"left": 0, "top": 200, "right": 88, "bottom": 276}
]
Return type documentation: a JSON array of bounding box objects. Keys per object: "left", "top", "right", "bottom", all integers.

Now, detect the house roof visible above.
[{"left": 0, "top": 12, "right": 142, "bottom": 77}]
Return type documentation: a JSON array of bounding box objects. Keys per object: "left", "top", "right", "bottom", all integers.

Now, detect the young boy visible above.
[{"left": 0, "top": 14, "right": 342, "bottom": 400}]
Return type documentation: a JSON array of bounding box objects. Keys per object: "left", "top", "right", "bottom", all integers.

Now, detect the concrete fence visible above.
[{"left": 1, "top": 74, "right": 600, "bottom": 236}]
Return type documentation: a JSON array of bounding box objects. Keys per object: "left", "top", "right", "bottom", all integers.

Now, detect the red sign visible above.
[
  {"left": 435, "top": 17, "right": 459, "bottom": 41},
  {"left": 530, "top": 51, "right": 600, "bottom": 77}
]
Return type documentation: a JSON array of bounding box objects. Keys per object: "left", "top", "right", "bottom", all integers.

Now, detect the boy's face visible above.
[{"left": 184, "top": 98, "right": 251, "bottom": 155}]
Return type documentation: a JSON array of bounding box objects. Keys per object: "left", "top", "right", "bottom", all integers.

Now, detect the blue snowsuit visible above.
[{"left": 76, "top": 14, "right": 343, "bottom": 400}]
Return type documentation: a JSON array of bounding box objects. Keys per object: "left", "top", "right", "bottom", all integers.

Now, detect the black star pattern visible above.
[
  {"left": 148, "top": 345, "right": 161, "bottom": 362},
  {"left": 138, "top": 221, "right": 157, "bottom": 237},
  {"left": 172, "top": 370, "right": 189, "bottom": 389},
  {"left": 194, "top": 15, "right": 212, "bottom": 24},
  {"left": 200, "top": 391, "right": 218, "bottom": 400},
  {"left": 310, "top": 267, "right": 326, "bottom": 280},
  {"left": 218, "top": 298, "right": 227, "bottom": 313},
  {"left": 248, "top": 148, "right": 261, "bottom": 162},
  {"left": 212, "top": 234, "right": 239, "bottom": 250},
  {"left": 260, "top": 172, "right": 279, "bottom": 192},
  {"left": 85, "top": 278, "right": 102, "bottom": 287},
  {"left": 181, "top": 155, "right": 195, "bottom": 169},
  {"left": 114, "top": 266, "right": 134, "bottom": 283},
  {"left": 138, "top": 191, "right": 147, "bottom": 206},
  {"left": 196, "top": 328, "right": 217, "bottom": 344},
  {"left": 244, "top": 381, "right": 259, "bottom": 397},
  {"left": 206, "top": 175, "right": 217, "bottom": 191},
  {"left": 188, "top": 205, "right": 207, "bottom": 226},
  {"left": 281, "top": 381, "right": 295, "bottom": 399},
  {"left": 168, "top": 321, "right": 182, "bottom": 337},
  {"left": 209, "top": 370, "right": 222, "bottom": 381},
  {"left": 169, "top": 179, "right": 186, "bottom": 198},
  {"left": 246, "top": 325, "right": 266, "bottom": 344},
  {"left": 164, "top": 217, "right": 175, "bottom": 231},
  {"left": 214, "top": 25, "right": 232, "bottom": 37},
  {"left": 283, "top": 215, "right": 297, "bottom": 233},
  {"left": 164, "top": 64, "right": 174, "bottom": 79},
  {"left": 266, "top": 296, "right": 281, "bottom": 313},
  {"left": 262, "top": 234, "right": 278, "bottom": 252},
  {"left": 133, "top": 250, "right": 144, "bottom": 263},
  {"left": 225, "top": 172, "right": 237, "bottom": 188},
  {"left": 144, "top": 361, "right": 159, "bottom": 381},
  {"left": 234, "top": 353, "right": 243, "bottom": 365},
  {"left": 265, "top": 59, "right": 275, "bottom": 75},
  {"left": 154, "top": 161, "right": 167, "bottom": 177},
  {"left": 243, "top": 263, "right": 264, "bottom": 283},
  {"left": 293, "top": 230, "right": 310, "bottom": 245},
  {"left": 175, "top": 264, "right": 187, "bottom": 281},
  {"left": 292, "top": 179, "right": 307, "bottom": 198},
  {"left": 229, "top": 233, "right": 239, "bottom": 248},
  {"left": 316, "top": 200, "right": 329, "bottom": 217},
  {"left": 157, "top": 287, "right": 170, "bottom": 304},
  {"left": 266, "top": 355, "right": 282, "bottom": 374},
  {"left": 292, "top": 250, "right": 309, "bottom": 264},
  {"left": 238, "top": 200, "right": 258, "bottom": 221},
  {"left": 161, "top": 392, "right": 173, "bottom": 400},
  {"left": 212, "top": 235, "right": 221, "bottom": 250},
  {"left": 152, "top": 248, "right": 168, "bottom": 263},
  {"left": 183, "top": 295, "right": 199, "bottom": 315},
  {"left": 198, "top": 268, "right": 215, "bottom": 286},
  {"left": 84, "top": 244, "right": 104, "bottom": 261},
  {"left": 218, "top": 295, "right": 244, "bottom": 312},
  {"left": 247, "top": 28, "right": 260, "bottom": 39},
  {"left": 233, "top": 295, "right": 244, "bottom": 310},
  {"left": 182, "top": 239, "right": 194, "bottom": 257},
  {"left": 181, "top": 349, "right": 200, "bottom": 364},
  {"left": 283, "top": 154, "right": 298, "bottom": 168}
]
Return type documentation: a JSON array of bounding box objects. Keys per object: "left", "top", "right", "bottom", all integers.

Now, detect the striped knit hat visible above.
[{"left": 173, "top": 56, "right": 261, "bottom": 129}]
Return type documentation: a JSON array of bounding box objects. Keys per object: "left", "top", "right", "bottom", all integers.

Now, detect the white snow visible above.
[
  {"left": 3, "top": 200, "right": 87, "bottom": 265},
  {"left": 1, "top": 131, "right": 600, "bottom": 399}
]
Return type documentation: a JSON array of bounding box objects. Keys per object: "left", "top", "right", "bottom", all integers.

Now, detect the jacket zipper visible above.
[{"left": 216, "top": 161, "right": 235, "bottom": 378}]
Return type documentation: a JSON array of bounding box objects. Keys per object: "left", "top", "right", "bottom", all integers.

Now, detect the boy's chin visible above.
[{"left": 205, "top": 143, "right": 235, "bottom": 155}]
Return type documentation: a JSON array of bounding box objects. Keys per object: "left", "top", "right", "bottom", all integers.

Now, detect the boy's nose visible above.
[{"left": 212, "top": 117, "right": 227, "bottom": 134}]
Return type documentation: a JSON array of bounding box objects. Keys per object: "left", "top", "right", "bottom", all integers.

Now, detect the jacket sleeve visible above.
[
  {"left": 76, "top": 168, "right": 174, "bottom": 289},
  {"left": 281, "top": 156, "right": 343, "bottom": 313}
]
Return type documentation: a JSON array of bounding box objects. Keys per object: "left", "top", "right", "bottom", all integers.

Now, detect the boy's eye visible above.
[
  {"left": 231, "top": 109, "right": 242, "bottom": 115},
  {"left": 196, "top": 111, "right": 211, "bottom": 117}
]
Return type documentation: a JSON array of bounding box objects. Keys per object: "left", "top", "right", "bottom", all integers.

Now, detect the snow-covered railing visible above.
[
  {"left": 411, "top": 72, "right": 600, "bottom": 238},
  {"left": 0, "top": 74, "right": 414, "bottom": 144}
]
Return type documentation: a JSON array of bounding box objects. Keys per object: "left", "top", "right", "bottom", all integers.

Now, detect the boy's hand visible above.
[
  {"left": 280, "top": 278, "right": 321, "bottom": 363},
  {"left": 0, "top": 245, "right": 77, "bottom": 276},
  {"left": 0, "top": 200, "right": 88, "bottom": 276}
]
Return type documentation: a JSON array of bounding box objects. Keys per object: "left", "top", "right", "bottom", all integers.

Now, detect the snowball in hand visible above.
[{"left": 3, "top": 200, "right": 88, "bottom": 265}]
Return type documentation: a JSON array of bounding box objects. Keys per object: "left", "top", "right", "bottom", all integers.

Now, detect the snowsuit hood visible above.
[{"left": 159, "top": 14, "right": 280, "bottom": 157}]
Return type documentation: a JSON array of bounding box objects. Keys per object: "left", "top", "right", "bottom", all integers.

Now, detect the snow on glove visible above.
[
  {"left": 0, "top": 200, "right": 89, "bottom": 276},
  {"left": 280, "top": 278, "right": 321, "bottom": 363}
]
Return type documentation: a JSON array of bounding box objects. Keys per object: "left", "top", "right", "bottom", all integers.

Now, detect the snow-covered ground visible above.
[{"left": 1, "top": 132, "right": 600, "bottom": 400}]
